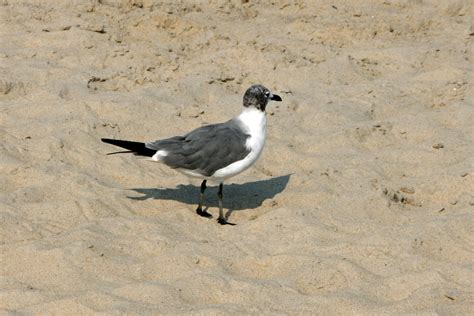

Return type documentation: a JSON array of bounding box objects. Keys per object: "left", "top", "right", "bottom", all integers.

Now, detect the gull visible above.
[{"left": 101, "top": 84, "right": 282, "bottom": 225}]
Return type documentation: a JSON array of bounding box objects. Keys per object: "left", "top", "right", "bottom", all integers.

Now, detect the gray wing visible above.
[{"left": 146, "top": 119, "right": 250, "bottom": 176}]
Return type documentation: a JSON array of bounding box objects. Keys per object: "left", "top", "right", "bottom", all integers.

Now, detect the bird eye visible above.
[{"left": 265, "top": 91, "right": 270, "bottom": 97}]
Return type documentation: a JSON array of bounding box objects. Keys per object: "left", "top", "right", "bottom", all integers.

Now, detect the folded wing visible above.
[{"left": 146, "top": 120, "right": 250, "bottom": 176}]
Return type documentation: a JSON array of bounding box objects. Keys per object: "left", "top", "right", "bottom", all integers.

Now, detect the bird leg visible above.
[
  {"left": 217, "top": 183, "right": 235, "bottom": 225},
  {"left": 196, "top": 180, "right": 212, "bottom": 218}
]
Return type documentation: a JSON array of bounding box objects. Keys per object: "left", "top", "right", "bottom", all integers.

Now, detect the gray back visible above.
[{"left": 146, "top": 119, "right": 250, "bottom": 177}]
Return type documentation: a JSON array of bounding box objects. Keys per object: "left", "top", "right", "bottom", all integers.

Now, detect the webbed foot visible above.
[
  {"left": 196, "top": 207, "right": 212, "bottom": 218},
  {"left": 217, "top": 217, "right": 236, "bottom": 225}
]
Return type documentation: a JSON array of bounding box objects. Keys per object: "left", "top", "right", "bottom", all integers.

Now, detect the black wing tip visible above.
[
  {"left": 101, "top": 138, "right": 155, "bottom": 157},
  {"left": 101, "top": 138, "right": 114, "bottom": 144},
  {"left": 106, "top": 150, "right": 134, "bottom": 155}
]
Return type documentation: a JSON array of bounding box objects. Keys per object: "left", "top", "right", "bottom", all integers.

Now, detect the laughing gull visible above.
[{"left": 101, "top": 84, "right": 282, "bottom": 225}]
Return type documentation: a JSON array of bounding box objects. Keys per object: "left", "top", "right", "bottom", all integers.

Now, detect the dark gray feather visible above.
[{"left": 146, "top": 119, "right": 250, "bottom": 176}]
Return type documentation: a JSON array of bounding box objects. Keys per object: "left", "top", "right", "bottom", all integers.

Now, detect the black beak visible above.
[{"left": 271, "top": 94, "right": 282, "bottom": 101}]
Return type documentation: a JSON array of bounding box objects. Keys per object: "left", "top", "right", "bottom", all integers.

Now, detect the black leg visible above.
[
  {"left": 217, "top": 182, "right": 235, "bottom": 225},
  {"left": 196, "top": 180, "right": 212, "bottom": 218}
]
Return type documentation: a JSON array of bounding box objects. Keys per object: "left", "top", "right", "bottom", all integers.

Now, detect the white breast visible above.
[{"left": 211, "top": 108, "right": 267, "bottom": 181}]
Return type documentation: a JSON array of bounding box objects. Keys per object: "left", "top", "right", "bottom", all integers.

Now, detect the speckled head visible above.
[{"left": 243, "top": 84, "right": 282, "bottom": 111}]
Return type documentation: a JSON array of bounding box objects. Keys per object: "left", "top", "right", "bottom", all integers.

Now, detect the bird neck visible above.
[{"left": 237, "top": 107, "right": 267, "bottom": 135}]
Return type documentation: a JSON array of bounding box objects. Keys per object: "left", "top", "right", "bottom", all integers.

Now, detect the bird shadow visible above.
[{"left": 128, "top": 174, "right": 292, "bottom": 212}]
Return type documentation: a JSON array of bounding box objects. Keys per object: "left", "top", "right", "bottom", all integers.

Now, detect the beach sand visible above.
[{"left": 1, "top": 0, "right": 473, "bottom": 314}]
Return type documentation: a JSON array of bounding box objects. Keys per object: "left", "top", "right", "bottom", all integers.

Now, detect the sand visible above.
[{"left": 1, "top": 0, "right": 473, "bottom": 314}]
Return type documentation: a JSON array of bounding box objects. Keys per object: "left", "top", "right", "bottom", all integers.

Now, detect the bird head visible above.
[{"left": 243, "top": 85, "right": 282, "bottom": 111}]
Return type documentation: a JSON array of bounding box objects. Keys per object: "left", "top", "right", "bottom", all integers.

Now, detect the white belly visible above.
[{"left": 210, "top": 142, "right": 264, "bottom": 180}]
